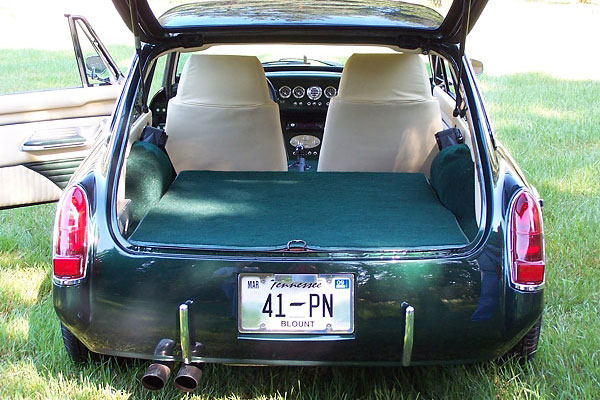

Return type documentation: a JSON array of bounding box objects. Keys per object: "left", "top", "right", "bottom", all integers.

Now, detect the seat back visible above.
[
  {"left": 165, "top": 54, "right": 287, "bottom": 172},
  {"left": 318, "top": 53, "right": 442, "bottom": 175}
]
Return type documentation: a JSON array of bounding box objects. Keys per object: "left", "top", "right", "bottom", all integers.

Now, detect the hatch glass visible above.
[{"left": 147, "top": 0, "right": 454, "bottom": 30}]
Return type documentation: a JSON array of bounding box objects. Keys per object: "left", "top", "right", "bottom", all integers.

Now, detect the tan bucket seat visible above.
[
  {"left": 317, "top": 53, "right": 442, "bottom": 175},
  {"left": 165, "top": 54, "right": 287, "bottom": 172}
]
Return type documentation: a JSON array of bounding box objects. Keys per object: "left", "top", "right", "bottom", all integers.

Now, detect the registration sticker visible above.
[
  {"left": 335, "top": 279, "right": 350, "bottom": 289},
  {"left": 238, "top": 273, "right": 354, "bottom": 334}
]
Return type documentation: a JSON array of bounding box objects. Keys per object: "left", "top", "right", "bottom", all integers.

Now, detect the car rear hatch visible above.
[{"left": 111, "top": 0, "right": 489, "bottom": 46}]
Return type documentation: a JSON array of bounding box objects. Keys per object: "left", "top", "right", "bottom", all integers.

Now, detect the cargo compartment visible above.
[{"left": 128, "top": 170, "right": 471, "bottom": 249}]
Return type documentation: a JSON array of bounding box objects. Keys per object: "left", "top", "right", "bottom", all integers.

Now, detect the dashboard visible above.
[
  {"left": 266, "top": 70, "right": 341, "bottom": 162},
  {"left": 148, "top": 67, "right": 342, "bottom": 166}
]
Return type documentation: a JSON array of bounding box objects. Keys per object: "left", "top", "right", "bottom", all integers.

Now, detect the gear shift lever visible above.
[{"left": 289, "top": 144, "right": 309, "bottom": 171}]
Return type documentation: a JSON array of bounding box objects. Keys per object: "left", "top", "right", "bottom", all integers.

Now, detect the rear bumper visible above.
[{"left": 53, "top": 242, "right": 543, "bottom": 366}]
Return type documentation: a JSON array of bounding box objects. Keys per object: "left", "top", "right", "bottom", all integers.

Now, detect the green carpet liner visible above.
[
  {"left": 430, "top": 144, "right": 478, "bottom": 240},
  {"left": 130, "top": 171, "right": 468, "bottom": 249},
  {"left": 125, "top": 141, "right": 175, "bottom": 229}
]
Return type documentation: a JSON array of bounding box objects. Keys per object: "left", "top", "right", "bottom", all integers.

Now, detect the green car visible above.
[{"left": 4, "top": 0, "right": 545, "bottom": 393}]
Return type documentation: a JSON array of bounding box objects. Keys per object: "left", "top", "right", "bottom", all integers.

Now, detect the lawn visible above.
[
  {"left": 0, "top": 45, "right": 132, "bottom": 95},
  {"left": 1, "top": 56, "right": 599, "bottom": 398}
]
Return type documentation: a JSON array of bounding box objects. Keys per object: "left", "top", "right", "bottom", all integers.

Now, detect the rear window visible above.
[{"left": 148, "top": 0, "right": 454, "bottom": 30}]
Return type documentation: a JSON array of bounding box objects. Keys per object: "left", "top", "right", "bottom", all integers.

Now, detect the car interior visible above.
[{"left": 116, "top": 45, "right": 483, "bottom": 251}]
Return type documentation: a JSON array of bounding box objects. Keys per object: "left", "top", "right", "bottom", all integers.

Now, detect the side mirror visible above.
[
  {"left": 470, "top": 58, "right": 484, "bottom": 76},
  {"left": 66, "top": 15, "right": 123, "bottom": 87},
  {"left": 85, "top": 55, "right": 109, "bottom": 82}
]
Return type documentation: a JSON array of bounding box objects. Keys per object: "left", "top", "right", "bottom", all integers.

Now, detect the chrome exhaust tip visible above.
[
  {"left": 141, "top": 338, "right": 176, "bottom": 391},
  {"left": 174, "top": 363, "right": 203, "bottom": 392},
  {"left": 141, "top": 363, "right": 171, "bottom": 391}
]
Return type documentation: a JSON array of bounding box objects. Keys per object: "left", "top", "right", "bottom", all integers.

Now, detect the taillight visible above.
[
  {"left": 53, "top": 185, "right": 89, "bottom": 281},
  {"left": 509, "top": 190, "right": 545, "bottom": 288}
]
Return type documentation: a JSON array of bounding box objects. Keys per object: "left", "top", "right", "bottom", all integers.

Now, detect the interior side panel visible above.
[
  {"left": 24, "top": 157, "right": 85, "bottom": 190},
  {"left": 0, "top": 166, "right": 62, "bottom": 208},
  {"left": 0, "top": 116, "right": 106, "bottom": 168},
  {"left": 0, "top": 85, "right": 120, "bottom": 126},
  {"left": 0, "top": 84, "right": 120, "bottom": 207}
]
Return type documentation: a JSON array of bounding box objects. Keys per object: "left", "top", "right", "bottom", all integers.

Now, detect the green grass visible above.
[
  {"left": 0, "top": 45, "right": 132, "bottom": 95},
  {"left": 1, "top": 59, "right": 600, "bottom": 398}
]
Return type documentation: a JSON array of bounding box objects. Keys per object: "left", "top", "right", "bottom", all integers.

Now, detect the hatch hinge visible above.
[
  {"left": 453, "top": 0, "right": 472, "bottom": 118},
  {"left": 128, "top": 0, "right": 149, "bottom": 113},
  {"left": 400, "top": 35, "right": 434, "bottom": 53}
]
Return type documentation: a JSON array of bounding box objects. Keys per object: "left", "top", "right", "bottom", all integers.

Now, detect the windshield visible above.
[
  {"left": 175, "top": 44, "right": 401, "bottom": 75},
  {"left": 148, "top": 0, "right": 454, "bottom": 30}
]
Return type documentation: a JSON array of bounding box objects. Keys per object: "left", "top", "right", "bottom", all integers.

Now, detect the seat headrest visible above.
[
  {"left": 337, "top": 53, "right": 433, "bottom": 102},
  {"left": 175, "top": 54, "right": 272, "bottom": 106}
]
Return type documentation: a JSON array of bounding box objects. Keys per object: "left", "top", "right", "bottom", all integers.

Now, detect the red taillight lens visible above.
[
  {"left": 510, "top": 191, "right": 545, "bottom": 286},
  {"left": 53, "top": 186, "right": 88, "bottom": 280}
]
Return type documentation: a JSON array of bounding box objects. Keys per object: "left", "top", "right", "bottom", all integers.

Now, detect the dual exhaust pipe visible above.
[
  {"left": 141, "top": 359, "right": 203, "bottom": 392},
  {"left": 141, "top": 325, "right": 204, "bottom": 392},
  {"left": 142, "top": 303, "right": 203, "bottom": 392}
]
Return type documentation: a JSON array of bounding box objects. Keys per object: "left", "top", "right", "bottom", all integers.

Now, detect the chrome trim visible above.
[
  {"left": 402, "top": 305, "right": 414, "bottom": 367},
  {"left": 52, "top": 276, "right": 85, "bottom": 286},
  {"left": 289, "top": 134, "right": 320, "bottom": 149},
  {"left": 21, "top": 128, "right": 88, "bottom": 152},
  {"left": 128, "top": 238, "right": 464, "bottom": 255},
  {"left": 292, "top": 85, "right": 305, "bottom": 99},
  {"left": 306, "top": 85, "right": 322, "bottom": 100},
  {"left": 286, "top": 239, "right": 307, "bottom": 251},
  {"left": 179, "top": 304, "right": 191, "bottom": 364},
  {"left": 67, "top": 15, "right": 124, "bottom": 85},
  {"left": 513, "top": 282, "right": 544, "bottom": 292},
  {"left": 21, "top": 121, "right": 105, "bottom": 152},
  {"left": 505, "top": 189, "right": 546, "bottom": 293},
  {"left": 278, "top": 85, "right": 291, "bottom": 99},
  {"left": 21, "top": 140, "right": 87, "bottom": 152},
  {"left": 323, "top": 86, "right": 337, "bottom": 99}
]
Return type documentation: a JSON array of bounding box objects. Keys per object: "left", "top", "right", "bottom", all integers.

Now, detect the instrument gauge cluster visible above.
[
  {"left": 306, "top": 86, "right": 322, "bottom": 100},
  {"left": 278, "top": 86, "right": 291, "bottom": 99},
  {"left": 270, "top": 73, "right": 340, "bottom": 111},
  {"left": 290, "top": 134, "right": 321, "bottom": 149},
  {"left": 277, "top": 84, "right": 337, "bottom": 109},
  {"left": 324, "top": 86, "right": 337, "bottom": 99},
  {"left": 292, "top": 86, "right": 305, "bottom": 99}
]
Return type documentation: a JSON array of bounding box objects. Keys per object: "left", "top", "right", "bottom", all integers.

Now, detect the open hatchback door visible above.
[
  {"left": 50, "top": 0, "right": 546, "bottom": 380},
  {"left": 0, "top": 15, "right": 123, "bottom": 208},
  {"left": 111, "top": 0, "right": 488, "bottom": 46}
]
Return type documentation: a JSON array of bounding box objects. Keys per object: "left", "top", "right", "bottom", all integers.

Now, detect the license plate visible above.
[{"left": 238, "top": 274, "right": 354, "bottom": 334}]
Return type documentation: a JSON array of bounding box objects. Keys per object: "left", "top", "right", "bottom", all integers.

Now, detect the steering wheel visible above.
[{"left": 266, "top": 77, "right": 278, "bottom": 102}]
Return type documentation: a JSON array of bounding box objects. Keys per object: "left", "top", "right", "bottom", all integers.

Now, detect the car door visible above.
[{"left": 0, "top": 15, "right": 124, "bottom": 209}]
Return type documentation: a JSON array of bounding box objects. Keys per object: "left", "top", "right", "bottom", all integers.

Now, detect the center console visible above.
[{"left": 266, "top": 71, "right": 341, "bottom": 163}]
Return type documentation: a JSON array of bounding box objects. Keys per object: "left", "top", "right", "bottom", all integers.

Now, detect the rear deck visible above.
[{"left": 129, "top": 171, "right": 468, "bottom": 249}]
